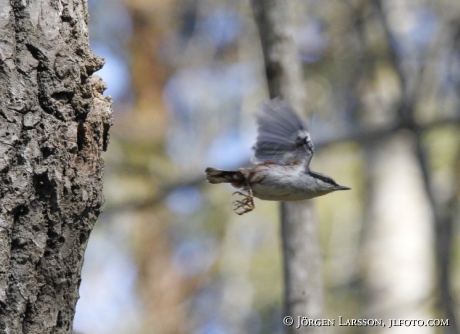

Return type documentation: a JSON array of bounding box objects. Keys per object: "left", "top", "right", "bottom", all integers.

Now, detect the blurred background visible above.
[{"left": 73, "top": 0, "right": 460, "bottom": 333}]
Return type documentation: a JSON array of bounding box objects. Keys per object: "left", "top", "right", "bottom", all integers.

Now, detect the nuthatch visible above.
[{"left": 206, "top": 98, "right": 350, "bottom": 215}]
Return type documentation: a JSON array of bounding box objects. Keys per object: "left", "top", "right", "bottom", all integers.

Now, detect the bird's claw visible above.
[{"left": 232, "top": 190, "right": 254, "bottom": 215}]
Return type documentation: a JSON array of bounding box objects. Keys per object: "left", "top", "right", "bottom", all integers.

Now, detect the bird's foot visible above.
[{"left": 232, "top": 191, "right": 254, "bottom": 215}]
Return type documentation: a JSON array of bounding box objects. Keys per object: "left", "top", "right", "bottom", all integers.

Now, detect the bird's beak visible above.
[{"left": 336, "top": 185, "right": 351, "bottom": 191}]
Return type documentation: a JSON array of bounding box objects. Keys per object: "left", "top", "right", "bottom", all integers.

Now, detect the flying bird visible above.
[{"left": 205, "top": 98, "right": 350, "bottom": 215}]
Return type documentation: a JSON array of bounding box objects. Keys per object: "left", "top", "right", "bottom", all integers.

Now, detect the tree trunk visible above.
[
  {"left": 0, "top": 0, "right": 112, "bottom": 332},
  {"left": 250, "top": 0, "right": 325, "bottom": 333}
]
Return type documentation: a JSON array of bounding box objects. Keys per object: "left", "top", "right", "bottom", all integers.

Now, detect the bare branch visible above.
[{"left": 104, "top": 113, "right": 460, "bottom": 213}]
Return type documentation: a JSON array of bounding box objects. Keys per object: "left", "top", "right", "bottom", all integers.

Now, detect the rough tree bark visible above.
[
  {"left": 250, "top": 0, "right": 325, "bottom": 333},
  {"left": 0, "top": 0, "right": 112, "bottom": 332}
]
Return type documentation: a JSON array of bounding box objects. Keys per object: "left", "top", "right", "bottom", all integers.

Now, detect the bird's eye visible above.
[
  {"left": 323, "top": 176, "right": 336, "bottom": 185},
  {"left": 329, "top": 179, "right": 339, "bottom": 186}
]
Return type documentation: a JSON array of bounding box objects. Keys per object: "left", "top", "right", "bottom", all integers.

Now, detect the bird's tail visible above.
[{"left": 205, "top": 167, "right": 246, "bottom": 187}]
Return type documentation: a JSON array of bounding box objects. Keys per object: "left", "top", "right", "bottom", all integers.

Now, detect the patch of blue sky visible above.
[
  {"left": 172, "top": 235, "right": 218, "bottom": 277},
  {"left": 74, "top": 230, "right": 142, "bottom": 334},
  {"left": 163, "top": 62, "right": 258, "bottom": 170},
  {"left": 198, "top": 7, "right": 241, "bottom": 49},
  {"left": 166, "top": 186, "right": 204, "bottom": 215},
  {"left": 91, "top": 44, "right": 132, "bottom": 102},
  {"left": 205, "top": 128, "right": 254, "bottom": 169}
]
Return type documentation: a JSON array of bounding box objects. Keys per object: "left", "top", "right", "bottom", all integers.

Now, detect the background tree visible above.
[
  {"left": 0, "top": 0, "right": 112, "bottom": 332},
  {"left": 250, "top": 0, "right": 325, "bottom": 332}
]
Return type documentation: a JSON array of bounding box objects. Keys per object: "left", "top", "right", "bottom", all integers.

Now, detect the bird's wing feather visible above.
[{"left": 252, "top": 98, "right": 314, "bottom": 166}]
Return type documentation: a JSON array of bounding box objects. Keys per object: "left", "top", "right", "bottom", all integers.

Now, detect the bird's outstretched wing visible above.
[{"left": 252, "top": 98, "right": 314, "bottom": 167}]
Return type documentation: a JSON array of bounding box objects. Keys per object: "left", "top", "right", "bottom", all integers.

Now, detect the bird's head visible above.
[{"left": 309, "top": 170, "right": 351, "bottom": 193}]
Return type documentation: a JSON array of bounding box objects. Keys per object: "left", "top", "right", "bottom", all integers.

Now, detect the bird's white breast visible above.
[{"left": 249, "top": 163, "right": 326, "bottom": 201}]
